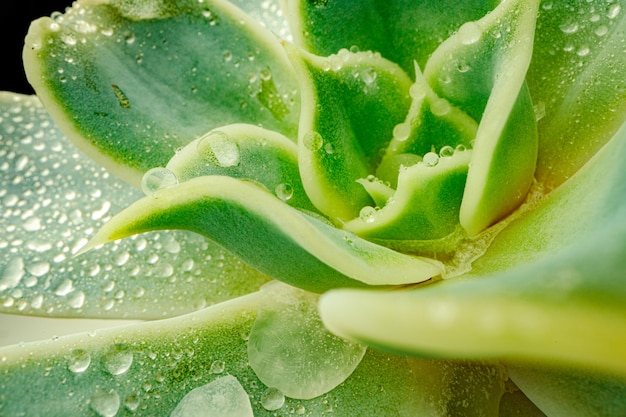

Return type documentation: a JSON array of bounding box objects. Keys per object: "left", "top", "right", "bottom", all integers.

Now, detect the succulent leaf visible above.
[
  {"left": 287, "top": 45, "right": 413, "bottom": 221},
  {"left": 319, "top": 122, "right": 626, "bottom": 377},
  {"left": 284, "top": 0, "right": 499, "bottom": 75},
  {"left": 165, "top": 123, "right": 319, "bottom": 212},
  {"left": 0, "top": 93, "right": 270, "bottom": 319},
  {"left": 80, "top": 176, "right": 444, "bottom": 292},
  {"left": 23, "top": 0, "right": 300, "bottom": 187}
]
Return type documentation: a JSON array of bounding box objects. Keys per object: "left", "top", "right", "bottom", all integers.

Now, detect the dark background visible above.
[{"left": 2, "top": 1, "right": 71, "bottom": 94}]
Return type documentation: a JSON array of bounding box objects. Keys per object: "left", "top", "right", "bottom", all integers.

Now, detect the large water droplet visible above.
[
  {"left": 275, "top": 183, "right": 293, "bottom": 202},
  {"left": 261, "top": 387, "right": 285, "bottom": 411},
  {"left": 141, "top": 167, "right": 178, "bottom": 196},
  {"left": 197, "top": 131, "right": 241, "bottom": 167},
  {"left": 90, "top": 389, "right": 120, "bottom": 417},
  {"left": 0, "top": 257, "right": 25, "bottom": 291},
  {"left": 103, "top": 343, "right": 133, "bottom": 375},
  {"left": 302, "top": 131, "right": 323, "bottom": 152},
  {"left": 423, "top": 152, "right": 440, "bottom": 167},
  {"left": 457, "top": 21, "right": 482, "bottom": 45},
  {"left": 359, "top": 206, "right": 377, "bottom": 224},
  {"left": 67, "top": 348, "right": 91, "bottom": 373},
  {"left": 170, "top": 375, "right": 253, "bottom": 417},
  {"left": 209, "top": 359, "right": 225, "bottom": 374}
]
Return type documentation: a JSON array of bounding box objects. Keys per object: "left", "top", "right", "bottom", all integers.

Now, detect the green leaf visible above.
[
  {"left": 424, "top": 0, "right": 540, "bottom": 236},
  {"left": 81, "top": 176, "right": 443, "bottom": 292},
  {"left": 529, "top": 0, "right": 626, "bottom": 189},
  {"left": 287, "top": 46, "right": 413, "bottom": 221},
  {"left": 166, "top": 123, "right": 319, "bottom": 213},
  {"left": 506, "top": 363, "right": 626, "bottom": 417},
  {"left": 284, "top": 0, "right": 499, "bottom": 75},
  {"left": 0, "top": 289, "right": 438, "bottom": 416},
  {"left": 23, "top": 0, "right": 300, "bottom": 187},
  {"left": 344, "top": 149, "right": 471, "bottom": 241},
  {"left": 318, "top": 121, "right": 626, "bottom": 378},
  {"left": 0, "top": 93, "right": 270, "bottom": 319},
  {"left": 247, "top": 282, "right": 366, "bottom": 400}
]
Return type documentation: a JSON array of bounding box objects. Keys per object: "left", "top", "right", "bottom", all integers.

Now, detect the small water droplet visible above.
[
  {"left": 595, "top": 25, "right": 608, "bottom": 36},
  {"left": 275, "top": 183, "right": 294, "bottom": 201},
  {"left": 409, "top": 83, "right": 426, "bottom": 100},
  {"left": 209, "top": 359, "right": 226, "bottom": 374},
  {"left": 223, "top": 50, "right": 233, "bottom": 62},
  {"left": 103, "top": 343, "right": 133, "bottom": 375},
  {"left": 261, "top": 387, "right": 285, "bottom": 411},
  {"left": 457, "top": 21, "right": 482, "bottom": 45},
  {"left": 54, "top": 278, "right": 74, "bottom": 296},
  {"left": 393, "top": 122, "right": 411, "bottom": 142},
  {"left": 296, "top": 404, "right": 306, "bottom": 415},
  {"left": 359, "top": 206, "right": 377, "bottom": 224},
  {"left": 67, "top": 348, "right": 91, "bottom": 373},
  {"left": 361, "top": 67, "right": 377, "bottom": 84},
  {"left": 439, "top": 146, "right": 455, "bottom": 158},
  {"left": 124, "top": 394, "right": 140, "bottom": 412},
  {"left": 197, "top": 131, "right": 241, "bottom": 167},
  {"left": 431, "top": 98, "right": 451, "bottom": 116},
  {"left": 141, "top": 167, "right": 178, "bottom": 196},
  {"left": 559, "top": 21, "right": 579, "bottom": 34},
  {"left": 608, "top": 3, "right": 621, "bottom": 19},
  {"left": 302, "top": 131, "right": 323, "bottom": 152},
  {"left": 90, "top": 389, "right": 120, "bottom": 417},
  {"left": 423, "top": 152, "right": 440, "bottom": 167}
]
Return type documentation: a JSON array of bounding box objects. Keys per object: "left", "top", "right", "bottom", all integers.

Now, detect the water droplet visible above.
[
  {"left": 576, "top": 46, "right": 590, "bottom": 57},
  {"left": 197, "top": 131, "right": 241, "bottom": 167},
  {"left": 423, "top": 152, "right": 440, "bottom": 167},
  {"left": 608, "top": 3, "right": 621, "bottom": 19},
  {"left": 170, "top": 375, "right": 253, "bottom": 417},
  {"left": 324, "top": 142, "right": 335, "bottom": 154},
  {"left": 0, "top": 257, "right": 25, "bottom": 291},
  {"left": 67, "top": 348, "right": 91, "bottom": 373},
  {"left": 595, "top": 25, "right": 608, "bottom": 36},
  {"left": 124, "top": 33, "right": 136, "bottom": 44},
  {"left": 61, "top": 34, "right": 77, "bottom": 45},
  {"left": 393, "top": 122, "right": 411, "bottom": 142},
  {"left": 409, "top": 83, "right": 426, "bottom": 100},
  {"left": 209, "top": 359, "right": 225, "bottom": 374},
  {"left": 54, "top": 278, "right": 74, "bottom": 296},
  {"left": 361, "top": 67, "right": 377, "bottom": 84},
  {"left": 275, "top": 183, "right": 294, "bottom": 201},
  {"left": 124, "top": 394, "right": 140, "bottom": 412},
  {"left": 302, "top": 131, "right": 323, "bottom": 152},
  {"left": 261, "top": 387, "right": 285, "bottom": 411},
  {"left": 141, "top": 167, "right": 178, "bottom": 196},
  {"left": 67, "top": 290, "right": 85, "bottom": 309},
  {"left": 457, "top": 21, "right": 482, "bottom": 45},
  {"left": 559, "top": 21, "right": 579, "bottom": 34},
  {"left": 359, "top": 206, "right": 377, "bottom": 224},
  {"left": 431, "top": 98, "right": 451, "bottom": 116},
  {"left": 296, "top": 404, "right": 306, "bottom": 415},
  {"left": 439, "top": 146, "right": 455, "bottom": 158},
  {"left": 223, "top": 50, "right": 233, "bottom": 62},
  {"left": 103, "top": 343, "right": 133, "bottom": 375},
  {"left": 90, "top": 389, "right": 120, "bottom": 417}
]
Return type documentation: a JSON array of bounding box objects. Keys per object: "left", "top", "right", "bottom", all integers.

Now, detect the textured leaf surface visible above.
[
  {"left": 288, "top": 46, "right": 413, "bottom": 221},
  {"left": 166, "top": 123, "right": 318, "bottom": 212},
  {"left": 319, "top": 120, "right": 626, "bottom": 378},
  {"left": 529, "top": 0, "right": 626, "bottom": 188},
  {"left": 0, "top": 93, "right": 270, "bottom": 319},
  {"left": 0, "top": 289, "right": 442, "bottom": 417},
  {"left": 23, "top": 0, "right": 300, "bottom": 187},
  {"left": 83, "top": 176, "right": 443, "bottom": 292},
  {"left": 284, "top": 0, "right": 498, "bottom": 75},
  {"left": 424, "top": 0, "right": 540, "bottom": 236}
]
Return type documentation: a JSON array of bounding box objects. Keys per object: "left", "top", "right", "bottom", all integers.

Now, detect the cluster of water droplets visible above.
[{"left": 0, "top": 95, "right": 269, "bottom": 321}]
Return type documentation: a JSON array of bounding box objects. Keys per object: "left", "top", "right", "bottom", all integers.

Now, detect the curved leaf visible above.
[
  {"left": 81, "top": 176, "right": 443, "bottom": 292},
  {"left": 344, "top": 149, "right": 471, "bottom": 241},
  {"left": 424, "top": 0, "right": 540, "bottom": 235},
  {"left": 166, "top": 123, "right": 319, "bottom": 212},
  {"left": 529, "top": 0, "right": 626, "bottom": 188},
  {"left": 318, "top": 121, "right": 626, "bottom": 378},
  {"left": 0, "top": 93, "right": 270, "bottom": 319},
  {"left": 287, "top": 46, "right": 413, "bottom": 220},
  {"left": 284, "top": 0, "right": 498, "bottom": 75},
  {"left": 23, "top": 0, "right": 300, "bottom": 187},
  {"left": 0, "top": 290, "right": 436, "bottom": 416}
]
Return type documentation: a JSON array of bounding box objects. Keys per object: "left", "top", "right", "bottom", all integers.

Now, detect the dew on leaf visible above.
[
  {"left": 302, "top": 131, "right": 323, "bottom": 152},
  {"left": 209, "top": 359, "right": 225, "bottom": 374},
  {"left": 67, "top": 348, "right": 91, "bottom": 373},
  {"left": 103, "top": 343, "right": 133, "bottom": 375},
  {"left": 261, "top": 387, "right": 285, "bottom": 411},
  {"left": 141, "top": 167, "right": 178, "bottom": 195},
  {"left": 423, "top": 152, "right": 440, "bottom": 167},
  {"left": 275, "top": 183, "right": 294, "bottom": 201},
  {"left": 197, "top": 131, "right": 241, "bottom": 167},
  {"left": 0, "top": 257, "right": 25, "bottom": 291},
  {"left": 457, "top": 21, "right": 482, "bottom": 45},
  {"left": 359, "top": 206, "right": 377, "bottom": 224},
  {"left": 439, "top": 146, "right": 455, "bottom": 158},
  {"left": 170, "top": 375, "right": 253, "bottom": 417},
  {"left": 89, "top": 389, "right": 120, "bottom": 417}
]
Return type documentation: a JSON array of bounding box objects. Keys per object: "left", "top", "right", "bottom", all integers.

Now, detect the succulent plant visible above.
[{"left": 1, "top": 0, "right": 625, "bottom": 415}]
